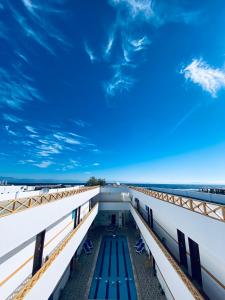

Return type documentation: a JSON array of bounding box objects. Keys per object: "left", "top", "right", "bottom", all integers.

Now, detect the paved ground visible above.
[
  {"left": 59, "top": 227, "right": 102, "bottom": 300},
  {"left": 126, "top": 227, "right": 166, "bottom": 300},
  {"left": 59, "top": 225, "right": 166, "bottom": 300}
]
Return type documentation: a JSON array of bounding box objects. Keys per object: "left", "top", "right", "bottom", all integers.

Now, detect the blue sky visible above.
[{"left": 1, "top": 0, "right": 225, "bottom": 183}]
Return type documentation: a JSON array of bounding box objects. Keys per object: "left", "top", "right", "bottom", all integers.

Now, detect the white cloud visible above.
[
  {"left": 92, "top": 148, "right": 101, "bottom": 153},
  {"left": 84, "top": 42, "right": 97, "bottom": 62},
  {"left": 93, "top": 162, "right": 100, "bottom": 166},
  {"left": 19, "top": 159, "right": 35, "bottom": 164},
  {"left": 104, "top": 27, "right": 116, "bottom": 58},
  {"left": 9, "top": 1, "right": 70, "bottom": 55},
  {"left": 38, "top": 143, "right": 62, "bottom": 157},
  {"left": 73, "top": 120, "right": 90, "bottom": 128},
  {"left": 25, "top": 125, "right": 37, "bottom": 134},
  {"left": 104, "top": 65, "right": 135, "bottom": 97},
  {"left": 109, "top": 0, "right": 154, "bottom": 21},
  {"left": 0, "top": 67, "right": 42, "bottom": 110},
  {"left": 2, "top": 113, "right": 22, "bottom": 123},
  {"left": 22, "top": 140, "right": 34, "bottom": 146},
  {"left": 33, "top": 161, "right": 53, "bottom": 168},
  {"left": 53, "top": 133, "right": 81, "bottom": 145},
  {"left": 180, "top": 58, "right": 225, "bottom": 97},
  {"left": 61, "top": 159, "right": 80, "bottom": 171},
  {"left": 122, "top": 35, "right": 151, "bottom": 63},
  {"left": 129, "top": 36, "right": 151, "bottom": 51},
  {"left": 99, "top": 0, "right": 199, "bottom": 98},
  {"left": 5, "top": 125, "right": 17, "bottom": 136}
]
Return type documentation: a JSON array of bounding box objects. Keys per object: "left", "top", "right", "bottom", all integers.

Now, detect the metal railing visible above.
[
  {"left": 130, "top": 186, "right": 225, "bottom": 222},
  {"left": 0, "top": 186, "right": 98, "bottom": 218}
]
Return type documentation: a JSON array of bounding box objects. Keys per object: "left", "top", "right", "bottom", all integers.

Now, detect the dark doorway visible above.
[
  {"left": 177, "top": 229, "right": 188, "bottom": 271},
  {"left": 146, "top": 206, "right": 150, "bottom": 225},
  {"left": 32, "top": 230, "right": 46, "bottom": 275},
  {"left": 188, "top": 238, "right": 203, "bottom": 287},
  {"left": 111, "top": 214, "right": 116, "bottom": 225},
  {"left": 135, "top": 198, "right": 140, "bottom": 212},
  {"left": 149, "top": 208, "right": 153, "bottom": 229},
  {"left": 72, "top": 208, "right": 77, "bottom": 229},
  {"left": 76, "top": 206, "right": 81, "bottom": 226}
]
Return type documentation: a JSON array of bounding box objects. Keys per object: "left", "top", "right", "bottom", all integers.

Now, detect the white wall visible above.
[
  {"left": 98, "top": 186, "right": 131, "bottom": 202},
  {"left": 0, "top": 241, "right": 35, "bottom": 300},
  {"left": 131, "top": 189, "right": 225, "bottom": 300},
  {"left": 0, "top": 187, "right": 100, "bottom": 259},
  {"left": 0, "top": 199, "right": 93, "bottom": 300},
  {"left": 130, "top": 205, "right": 200, "bottom": 300},
  {"left": 24, "top": 203, "right": 98, "bottom": 300}
]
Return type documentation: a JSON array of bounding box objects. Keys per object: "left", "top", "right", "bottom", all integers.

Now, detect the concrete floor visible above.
[{"left": 59, "top": 225, "right": 166, "bottom": 300}]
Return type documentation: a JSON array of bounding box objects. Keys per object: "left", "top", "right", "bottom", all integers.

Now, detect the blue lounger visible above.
[
  {"left": 86, "top": 239, "right": 93, "bottom": 249},
  {"left": 134, "top": 238, "right": 143, "bottom": 248},
  {"left": 83, "top": 242, "right": 92, "bottom": 254},
  {"left": 136, "top": 242, "right": 145, "bottom": 254}
]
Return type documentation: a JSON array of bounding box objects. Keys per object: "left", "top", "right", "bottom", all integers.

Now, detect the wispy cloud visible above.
[
  {"left": 8, "top": 0, "right": 70, "bottom": 55},
  {"left": 85, "top": 0, "right": 199, "bottom": 98},
  {"left": 53, "top": 133, "right": 81, "bottom": 145},
  {"left": 37, "top": 143, "right": 62, "bottom": 157},
  {"left": 92, "top": 148, "right": 101, "bottom": 153},
  {"left": 25, "top": 125, "right": 37, "bottom": 134},
  {"left": 104, "top": 27, "right": 117, "bottom": 59},
  {"left": 180, "top": 58, "right": 225, "bottom": 97},
  {"left": 2, "top": 113, "right": 22, "bottom": 123},
  {"left": 104, "top": 65, "right": 135, "bottom": 96},
  {"left": 0, "top": 67, "right": 42, "bottom": 110},
  {"left": 5, "top": 125, "right": 17, "bottom": 136},
  {"left": 109, "top": 0, "right": 154, "bottom": 22},
  {"left": 84, "top": 42, "right": 97, "bottom": 62},
  {"left": 73, "top": 120, "right": 91, "bottom": 128},
  {"left": 93, "top": 162, "right": 100, "bottom": 166},
  {"left": 60, "top": 159, "right": 80, "bottom": 171},
  {"left": 33, "top": 160, "right": 53, "bottom": 168},
  {"left": 19, "top": 159, "right": 35, "bottom": 164}
]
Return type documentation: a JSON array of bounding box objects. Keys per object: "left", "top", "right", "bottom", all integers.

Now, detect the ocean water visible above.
[
  {"left": 6, "top": 182, "right": 225, "bottom": 190},
  {"left": 129, "top": 183, "right": 225, "bottom": 190}
]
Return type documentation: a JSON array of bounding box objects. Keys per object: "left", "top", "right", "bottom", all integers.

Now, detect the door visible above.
[
  {"left": 135, "top": 198, "right": 140, "bottom": 212},
  {"left": 149, "top": 208, "right": 153, "bottom": 229},
  {"left": 111, "top": 214, "right": 116, "bottom": 225},
  {"left": 76, "top": 206, "right": 81, "bottom": 226},
  {"left": 177, "top": 229, "right": 188, "bottom": 271},
  {"left": 188, "top": 238, "right": 202, "bottom": 287},
  {"left": 72, "top": 208, "right": 77, "bottom": 229},
  {"left": 32, "top": 230, "right": 46, "bottom": 275}
]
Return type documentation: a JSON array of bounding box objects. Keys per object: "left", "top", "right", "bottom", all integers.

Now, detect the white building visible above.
[{"left": 0, "top": 185, "right": 224, "bottom": 300}]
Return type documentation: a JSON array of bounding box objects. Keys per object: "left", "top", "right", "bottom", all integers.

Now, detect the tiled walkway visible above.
[
  {"left": 59, "top": 227, "right": 102, "bottom": 300},
  {"left": 59, "top": 225, "right": 166, "bottom": 300},
  {"left": 126, "top": 227, "right": 165, "bottom": 300}
]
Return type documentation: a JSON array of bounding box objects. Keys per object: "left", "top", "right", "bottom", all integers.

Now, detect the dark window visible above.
[
  {"left": 32, "top": 230, "right": 46, "bottom": 275},
  {"left": 177, "top": 229, "right": 188, "bottom": 271},
  {"left": 149, "top": 208, "right": 153, "bottom": 229},
  {"left": 135, "top": 198, "right": 140, "bottom": 212},
  {"left": 188, "top": 238, "right": 202, "bottom": 288},
  {"left": 111, "top": 214, "right": 116, "bottom": 225}
]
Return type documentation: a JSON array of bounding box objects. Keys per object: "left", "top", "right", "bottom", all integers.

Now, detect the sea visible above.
[{"left": 6, "top": 182, "right": 225, "bottom": 190}]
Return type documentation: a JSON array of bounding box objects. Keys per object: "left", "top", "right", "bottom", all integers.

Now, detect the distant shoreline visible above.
[{"left": 1, "top": 182, "right": 225, "bottom": 189}]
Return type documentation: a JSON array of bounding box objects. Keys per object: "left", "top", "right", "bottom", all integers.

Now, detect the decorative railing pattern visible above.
[
  {"left": 12, "top": 203, "right": 98, "bottom": 300},
  {"left": 129, "top": 186, "right": 225, "bottom": 222},
  {"left": 0, "top": 186, "right": 98, "bottom": 218},
  {"left": 131, "top": 204, "right": 204, "bottom": 300}
]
